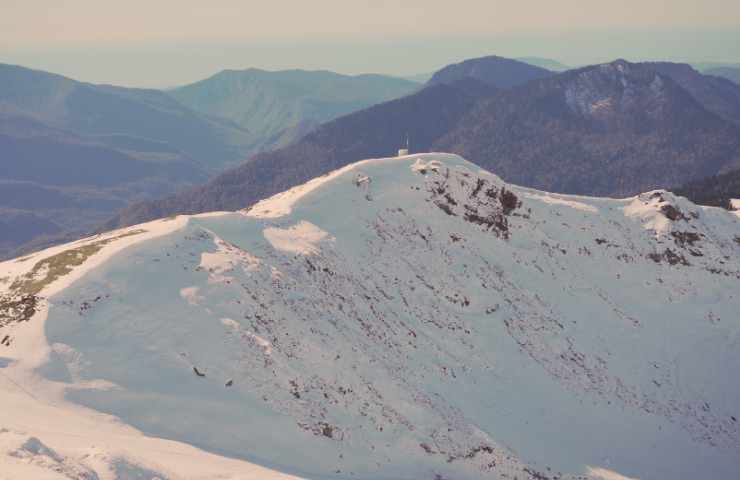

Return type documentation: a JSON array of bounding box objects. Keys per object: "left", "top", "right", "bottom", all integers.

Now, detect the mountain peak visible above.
[
  {"left": 2, "top": 152, "right": 739, "bottom": 479},
  {"left": 608, "top": 57, "right": 631, "bottom": 66},
  {"left": 243, "top": 153, "right": 508, "bottom": 221},
  {"left": 167, "top": 67, "right": 419, "bottom": 159},
  {"left": 427, "top": 55, "right": 552, "bottom": 88},
  {"left": 597, "top": 58, "right": 635, "bottom": 75}
]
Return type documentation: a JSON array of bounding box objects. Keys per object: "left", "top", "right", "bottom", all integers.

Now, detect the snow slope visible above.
[{"left": 1, "top": 153, "right": 739, "bottom": 480}]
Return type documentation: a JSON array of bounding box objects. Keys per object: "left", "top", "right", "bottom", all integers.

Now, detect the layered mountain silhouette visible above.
[
  {"left": 0, "top": 111, "right": 207, "bottom": 258},
  {"left": 0, "top": 62, "right": 252, "bottom": 257},
  {"left": 647, "top": 62, "right": 740, "bottom": 126},
  {"left": 516, "top": 56, "right": 570, "bottom": 71},
  {"left": 169, "top": 69, "right": 420, "bottom": 154},
  {"left": 106, "top": 78, "right": 498, "bottom": 228},
  {"left": 0, "top": 63, "right": 250, "bottom": 171},
  {"left": 0, "top": 64, "right": 419, "bottom": 258},
  {"left": 437, "top": 60, "right": 740, "bottom": 196},
  {"left": 6, "top": 56, "right": 740, "bottom": 255},
  {"left": 704, "top": 66, "right": 740, "bottom": 86},
  {"left": 109, "top": 57, "right": 740, "bottom": 229}
]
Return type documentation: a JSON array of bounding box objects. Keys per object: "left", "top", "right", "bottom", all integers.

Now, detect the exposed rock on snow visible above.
[{"left": 414, "top": 160, "right": 521, "bottom": 238}]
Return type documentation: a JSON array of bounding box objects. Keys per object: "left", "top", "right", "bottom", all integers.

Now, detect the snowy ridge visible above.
[
  {"left": 1, "top": 153, "right": 739, "bottom": 480},
  {"left": 0, "top": 215, "right": 300, "bottom": 480}
]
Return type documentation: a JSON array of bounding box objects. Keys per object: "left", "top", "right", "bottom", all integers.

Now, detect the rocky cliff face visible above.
[{"left": 563, "top": 60, "right": 669, "bottom": 124}]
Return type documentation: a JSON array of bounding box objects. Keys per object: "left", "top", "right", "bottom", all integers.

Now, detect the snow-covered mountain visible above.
[{"left": 1, "top": 153, "right": 739, "bottom": 480}]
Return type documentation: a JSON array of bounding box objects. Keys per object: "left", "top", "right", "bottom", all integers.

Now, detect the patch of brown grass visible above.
[
  {"left": 1, "top": 229, "right": 146, "bottom": 326},
  {"left": 10, "top": 229, "right": 146, "bottom": 297}
]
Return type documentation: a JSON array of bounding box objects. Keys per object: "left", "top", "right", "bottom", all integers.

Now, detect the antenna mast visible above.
[{"left": 398, "top": 132, "right": 410, "bottom": 157}]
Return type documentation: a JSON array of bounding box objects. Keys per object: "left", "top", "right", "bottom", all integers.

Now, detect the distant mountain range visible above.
[
  {"left": 402, "top": 72, "right": 434, "bottom": 83},
  {"left": 704, "top": 67, "right": 740, "bottom": 86},
  {"left": 437, "top": 60, "right": 740, "bottom": 196},
  {"left": 648, "top": 62, "right": 740, "bottom": 126},
  {"left": 169, "top": 69, "right": 420, "bottom": 154},
  {"left": 106, "top": 78, "right": 498, "bottom": 229},
  {"left": 0, "top": 64, "right": 420, "bottom": 258},
  {"left": 6, "top": 55, "right": 740, "bottom": 257},
  {"left": 109, "top": 57, "right": 740, "bottom": 229},
  {"left": 515, "top": 56, "right": 571, "bottom": 71},
  {"left": 692, "top": 61, "right": 740, "bottom": 71},
  {"left": 0, "top": 64, "right": 250, "bottom": 171},
  {"left": 0, "top": 110, "right": 208, "bottom": 258},
  {"left": 0, "top": 62, "right": 252, "bottom": 257}
]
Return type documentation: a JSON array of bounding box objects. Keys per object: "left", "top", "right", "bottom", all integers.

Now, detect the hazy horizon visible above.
[{"left": 2, "top": 0, "right": 740, "bottom": 87}]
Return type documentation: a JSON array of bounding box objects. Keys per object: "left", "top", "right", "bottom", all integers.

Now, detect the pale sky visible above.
[{"left": 1, "top": 0, "right": 739, "bottom": 86}]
